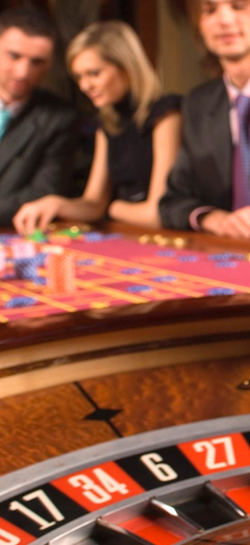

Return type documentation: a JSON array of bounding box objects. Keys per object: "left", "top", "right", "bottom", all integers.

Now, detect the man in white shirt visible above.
[
  {"left": 159, "top": 0, "right": 250, "bottom": 239},
  {"left": 0, "top": 6, "right": 76, "bottom": 225}
]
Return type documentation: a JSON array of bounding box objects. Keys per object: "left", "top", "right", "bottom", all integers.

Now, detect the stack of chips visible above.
[
  {"left": 11, "top": 240, "right": 38, "bottom": 280},
  {"left": 11, "top": 240, "right": 36, "bottom": 260},
  {"left": 46, "top": 247, "right": 76, "bottom": 293}
]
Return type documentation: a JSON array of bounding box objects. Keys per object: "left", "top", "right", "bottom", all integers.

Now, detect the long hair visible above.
[
  {"left": 66, "top": 20, "right": 161, "bottom": 133},
  {"left": 186, "top": 0, "right": 222, "bottom": 77}
]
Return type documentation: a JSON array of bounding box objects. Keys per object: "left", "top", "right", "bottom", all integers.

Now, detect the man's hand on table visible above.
[{"left": 200, "top": 207, "right": 250, "bottom": 239}]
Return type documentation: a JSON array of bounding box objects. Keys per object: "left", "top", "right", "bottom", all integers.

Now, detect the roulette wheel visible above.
[{"left": 0, "top": 414, "right": 250, "bottom": 545}]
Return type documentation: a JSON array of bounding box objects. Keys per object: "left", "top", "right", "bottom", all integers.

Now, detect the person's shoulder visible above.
[
  {"left": 144, "top": 94, "right": 182, "bottom": 130},
  {"left": 185, "top": 78, "right": 225, "bottom": 109},
  {"left": 150, "top": 94, "right": 182, "bottom": 117}
]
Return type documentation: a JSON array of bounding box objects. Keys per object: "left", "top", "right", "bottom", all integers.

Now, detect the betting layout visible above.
[
  {"left": 0, "top": 416, "right": 250, "bottom": 544},
  {"left": 1, "top": 227, "right": 250, "bottom": 324}
]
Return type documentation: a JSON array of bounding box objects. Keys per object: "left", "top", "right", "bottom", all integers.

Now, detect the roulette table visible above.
[
  {"left": 1, "top": 222, "right": 250, "bottom": 399},
  {"left": 0, "top": 415, "right": 250, "bottom": 545}
]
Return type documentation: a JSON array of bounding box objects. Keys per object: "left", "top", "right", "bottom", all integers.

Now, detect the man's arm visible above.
[
  {"left": 159, "top": 143, "right": 205, "bottom": 231},
  {"left": 0, "top": 108, "right": 77, "bottom": 226},
  {"left": 159, "top": 80, "right": 232, "bottom": 232}
]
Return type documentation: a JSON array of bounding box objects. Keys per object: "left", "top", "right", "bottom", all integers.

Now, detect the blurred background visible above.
[{"left": 0, "top": 0, "right": 206, "bottom": 95}]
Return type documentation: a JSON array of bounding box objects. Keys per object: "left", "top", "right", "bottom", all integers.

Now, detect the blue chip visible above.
[
  {"left": 77, "top": 259, "right": 96, "bottom": 266},
  {"left": 208, "top": 253, "right": 244, "bottom": 262},
  {"left": 84, "top": 232, "right": 122, "bottom": 242},
  {"left": 230, "top": 253, "right": 245, "bottom": 261},
  {"left": 178, "top": 255, "right": 199, "bottom": 262},
  {"left": 5, "top": 296, "right": 36, "bottom": 308},
  {"left": 14, "top": 257, "right": 38, "bottom": 280},
  {"left": 127, "top": 285, "right": 152, "bottom": 293},
  {"left": 152, "top": 275, "right": 177, "bottom": 283},
  {"left": 33, "top": 276, "right": 46, "bottom": 285},
  {"left": 208, "top": 287, "right": 236, "bottom": 296},
  {"left": 208, "top": 253, "right": 231, "bottom": 261},
  {"left": 0, "top": 234, "right": 19, "bottom": 244},
  {"left": 85, "top": 233, "right": 104, "bottom": 242},
  {"left": 103, "top": 234, "right": 122, "bottom": 241},
  {"left": 157, "top": 250, "right": 176, "bottom": 257},
  {"left": 121, "top": 268, "right": 142, "bottom": 275},
  {"left": 34, "top": 253, "right": 47, "bottom": 266},
  {"left": 215, "top": 262, "right": 237, "bottom": 268}
]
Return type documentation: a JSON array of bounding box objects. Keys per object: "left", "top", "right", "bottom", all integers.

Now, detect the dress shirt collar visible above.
[
  {"left": 224, "top": 74, "right": 250, "bottom": 104},
  {"left": 0, "top": 96, "right": 27, "bottom": 117}
]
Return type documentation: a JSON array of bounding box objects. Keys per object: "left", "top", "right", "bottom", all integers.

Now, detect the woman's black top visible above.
[{"left": 102, "top": 94, "right": 182, "bottom": 202}]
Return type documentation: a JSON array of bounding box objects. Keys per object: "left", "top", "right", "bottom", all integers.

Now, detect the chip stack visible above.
[
  {"left": 46, "top": 249, "right": 76, "bottom": 293},
  {"left": 11, "top": 240, "right": 36, "bottom": 259},
  {"left": 14, "top": 257, "right": 38, "bottom": 280},
  {"left": 11, "top": 240, "right": 38, "bottom": 280}
]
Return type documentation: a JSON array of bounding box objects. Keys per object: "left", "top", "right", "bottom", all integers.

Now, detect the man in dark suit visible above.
[
  {"left": 159, "top": 0, "right": 250, "bottom": 239},
  {"left": 0, "top": 6, "right": 76, "bottom": 225}
]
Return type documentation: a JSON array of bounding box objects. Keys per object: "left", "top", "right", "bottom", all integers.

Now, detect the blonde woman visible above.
[{"left": 14, "top": 20, "right": 181, "bottom": 234}]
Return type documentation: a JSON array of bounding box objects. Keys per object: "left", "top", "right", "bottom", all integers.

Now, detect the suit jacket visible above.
[
  {"left": 159, "top": 78, "right": 233, "bottom": 231},
  {"left": 0, "top": 88, "right": 77, "bottom": 225}
]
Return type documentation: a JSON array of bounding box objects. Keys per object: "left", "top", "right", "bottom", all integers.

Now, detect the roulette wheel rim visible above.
[{"left": 1, "top": 415, "right": 250, "bottom": 545}]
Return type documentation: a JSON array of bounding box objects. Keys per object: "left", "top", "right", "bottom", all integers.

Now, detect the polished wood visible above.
[{"left": 0, "top": 355, "right": 249, "bottom": 476}]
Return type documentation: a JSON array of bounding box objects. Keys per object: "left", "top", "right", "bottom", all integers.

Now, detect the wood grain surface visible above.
[{"left": 0, "top": 356, "right": 249, "bottom": 476}]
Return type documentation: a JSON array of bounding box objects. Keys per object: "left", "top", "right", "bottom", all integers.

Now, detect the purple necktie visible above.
[{"left": 232, "top": 94, "right": 250, "bottom": 210}]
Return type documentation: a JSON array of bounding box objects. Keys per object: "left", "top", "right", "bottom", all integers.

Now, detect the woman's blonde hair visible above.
[
  {"left": 67, "top": 20, "right": 161, "bottom": 133},
  {"left": 186, "top": 0, "right": 222, "bottom": 77}
]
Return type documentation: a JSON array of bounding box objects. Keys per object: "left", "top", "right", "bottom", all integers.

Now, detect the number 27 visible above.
[{"left": 193, "top": 437, "right": 236, "bottom": 469}]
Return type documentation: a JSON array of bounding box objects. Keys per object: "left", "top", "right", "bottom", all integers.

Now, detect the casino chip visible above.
[
  {"left": 215, "top": 262, "right": 237, "bottom": 268},
  {"left": 121, "top": 268, "right": 142, "bottom": 275},
  {"left": 34, "top": 276, "right": 47, "bottom": 285},
  {"left": 77, "top": 259, "right": 97, "bottom": 266},
  {"left": 55, "top": 228, "right": 81, "bottom": 239},
  {"left": 27, "top": 229, "right": 47, "bottom": 242},
  {"left": 0, "top": 234, "right": 19, "bottom": 245},
  {"left": 84, "top": 232, "right": 122, "bottom": 242},
  {"left": 47, "top": 251, "right": 75, "bottom": 293},
  {"left": 127, "top": 285, "right": 152, "bottom": 293},
  {"left": 178, "top": 255, "right": 199, "bottom": 262},
  {"left": 152, "top": 275, "right": 177, "bottom": 283},
  {"left": 84, "top": 232, "right": 105, "bottom": 242},
  {"left": 14, "top": 257, "right": 38, "bottom": 280},
  {"left": 208, "top": 253, "right": 245, "bottom": 261},
  {"left": 34, "top": 253, "right": 47, "bottom": 266},
  {"left": 5, "top": 296, "right": 36, "bottom": 308},
  {"left": 103, "top": 233, "right": 122, "bottom": 240},
  {"left": 207, "top": 287, "right": 236, "bottom": 296},
  {"left": 157, "top": 250, "right": 176, "bottom": 257}
]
